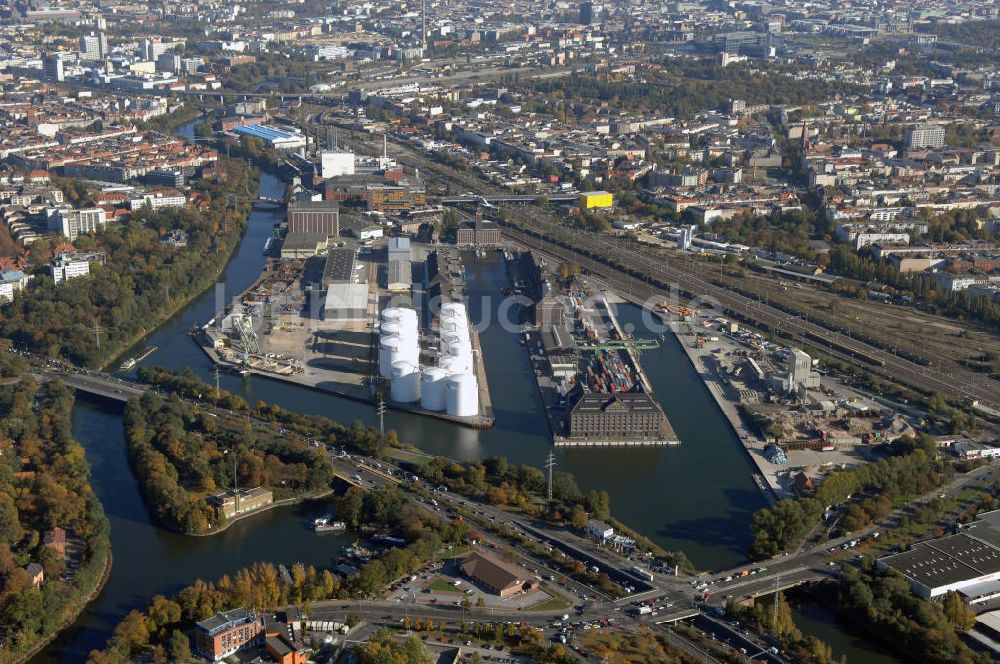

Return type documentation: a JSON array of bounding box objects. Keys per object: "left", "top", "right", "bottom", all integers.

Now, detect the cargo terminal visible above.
[
  {"left": 197, "top": 207, "right": 492, "bottom": 427},
  {"left": 508, "top": 250, "right": 677, "bottom": 446}
]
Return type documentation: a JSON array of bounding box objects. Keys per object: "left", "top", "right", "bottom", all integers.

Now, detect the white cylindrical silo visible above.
[
  {"left": 441, "top": 302, "right": 466, "bottom": 318},
  {"left": 446, "top": 373, "right": 479, "bottom": 417},
  {"left": 379, "top": 336, "right": 404, "bottom": 378},
  {"left": 380, "top": 321, "right": 402, "bottom": 338},
  {"left": 420, "top": 367, "right": 449, "bottom": 411},
  {"left": 438, "top": 355, "right": 469, "bottom": 374},
  {"left": 440, "top": 332, "right": 461, "bottom": 355},
  {"left": 381, "top": 308, "right": 404, "bottom": 325},
  {"left": 390, "top": 361, "right": 420, "bottom": 403},
  {"left": 395, "top": 328, "right": 420, "bottom": 365}
]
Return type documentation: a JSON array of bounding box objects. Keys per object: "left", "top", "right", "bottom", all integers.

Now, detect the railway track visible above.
[
  {"left": 319, "top": 126, "right": 1000, "bottom": 406},
  {"left": 500, "top": 220, "right": 1000, "bottom": 408}
]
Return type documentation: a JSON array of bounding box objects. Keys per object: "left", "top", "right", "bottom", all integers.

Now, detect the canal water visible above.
[
  {"left": 791, "top": 603, "right": 906, "bottom": 664},
  {"left": 43, "top": 121, "right": 770, "bottom": 660}
]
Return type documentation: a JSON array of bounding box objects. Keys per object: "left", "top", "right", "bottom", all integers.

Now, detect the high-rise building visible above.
[
  {"left": 48, "top": 207, "right": 105, "bottom": 240},
  {"left": 79, "top": 33, "right": 107, "bottom": 60},
  {"left": 42, "top": 55, "right": 64, "bottom": 82},
  {"left": 580, "top": 1, "right": 598, "bottom": 25},
  {"left": 905, "top": 123, "right": 946, "bottom": 149}
]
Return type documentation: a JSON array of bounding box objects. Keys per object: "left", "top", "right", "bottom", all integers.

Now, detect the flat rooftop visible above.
[
  {"left": 879, "top": 532, "right": 1000, "bottom": 589},
  {"left": 323, "top": 247, "right": 356, "bottom": 284}
]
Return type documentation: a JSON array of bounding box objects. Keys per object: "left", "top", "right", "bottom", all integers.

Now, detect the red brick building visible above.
[{"left": 194, "top": 608, "right": 263, "bottom": 661}]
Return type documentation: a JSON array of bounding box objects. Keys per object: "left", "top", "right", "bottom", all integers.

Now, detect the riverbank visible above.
[
  {"left": 666, "top": 319, "right": 781, "bottom": 503},
  {"left": 11, "top": 535, "right": 113, "bottom": 664},
  {"left": 190, "top": 488, "right": 336, "bottom": 537},
  {"left": 99, "top": 185, "right": 259, "bottom": 374}
]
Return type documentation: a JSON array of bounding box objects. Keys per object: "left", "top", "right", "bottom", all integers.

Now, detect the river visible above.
[{"left": 41, "top": 120, "right": 768, "bottom": 661}]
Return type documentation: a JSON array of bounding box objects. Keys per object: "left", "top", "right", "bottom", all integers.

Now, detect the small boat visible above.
[{"left": 312, "top": 516, "right": 346, "bottom": 532}]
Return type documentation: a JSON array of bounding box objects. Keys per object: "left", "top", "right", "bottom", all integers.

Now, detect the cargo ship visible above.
[{"left": 119, "top": 345, "right": 157, "bottom": 372}]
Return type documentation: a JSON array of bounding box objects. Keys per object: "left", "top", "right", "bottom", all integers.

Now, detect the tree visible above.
[
  {"left": 941, "top": 591, "right": 975, "bottom": 630},
  {"left": 585, "top": 490, "right": 611, "bottom": 521},
  {"left": 169, "top": 629, "right": 192, "bottom": 660},
  {"left": 404, "top": 634, "right": 428, "bottom": 664},
  {"left": 569, "top": 503, "right": 589, "bottom": 530}
]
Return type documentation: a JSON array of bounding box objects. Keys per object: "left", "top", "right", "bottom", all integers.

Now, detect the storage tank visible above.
[
  {"left": 441, "top": 303, "right": 467, "bottom": 318},
  {"left": 380, "top": 321, "right": 402, "bottom": 338},
  {"left": 379, "top": 336, "right": 404, "bottom": 377},
  {"left": 440, "top": 332, "right": 462, "bottom": 355},
  {"left": 380, "top": 308, "right": 404, "bottom": 325},
  {"left": 446, "top": 373, "right": 479, "bottom": 417},
  {"left": 438, "top": 355, "right": 470, "bottom": 374},
  {"left": 420, "top": 367, "right": 449, "bottom": 411},
  {"left": 390, "top": 361, "right": 420, "bottom": 403},
  {"left": 395, "top": 329, "right": 420, "bottom": 366}
]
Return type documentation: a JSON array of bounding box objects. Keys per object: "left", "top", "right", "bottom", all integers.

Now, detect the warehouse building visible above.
[
  {"left": 321, "top": 248, "right": 357, "bottom": 288},
  {"left": 579, "top": 191, "right": 613, "bottom": 209},
  {"left": 459, "top": 550, "right": 540, "bottom": 598},
  {"left": 877, "top": 516, "right": 1000, "bottom": 599},
  {"left": 287, "top": 200, "right": 339, "bottom": 237},
  {"left": 566, "top": 385, "right": 668, "bottom": 441},
  {"left": 232, "top": 124, "right": 306, "bottom": 150},
  {"left": 324, "top": 283, "right": 369, "bottom": 323},
  {"left": 386, "top": 236, "right": 412, "bottom": 292}
]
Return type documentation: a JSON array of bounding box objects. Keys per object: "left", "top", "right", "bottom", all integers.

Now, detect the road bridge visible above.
[
  {"left": 441, "top": 194, "right": 579, "bottom": 206},
  {"left": 44, "top": 371, "right": 146, "bottom": 403}
]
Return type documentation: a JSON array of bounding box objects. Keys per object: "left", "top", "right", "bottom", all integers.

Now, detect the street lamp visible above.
[{"left": 223, "top": 448, "right": 239, "bottom": 513}]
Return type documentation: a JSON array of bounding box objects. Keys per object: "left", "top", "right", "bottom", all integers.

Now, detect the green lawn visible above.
[
  {"left": 426, "top": 576, "right": 464, "bottom": 593},
  {"left": 528, "top": 594, "right": 571, "bottom": 612}
]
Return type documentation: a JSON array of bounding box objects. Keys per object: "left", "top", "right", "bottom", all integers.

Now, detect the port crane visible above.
[
  {"left": 575, "top": 338, "right": 661, "bottom": 351},
  {"left": 231, "top": 306, "right": 262, "bottom": 366}
]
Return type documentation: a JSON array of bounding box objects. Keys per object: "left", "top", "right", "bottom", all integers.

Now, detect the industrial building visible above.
[
  {"left": 324, "top": 283, "right": 368, "bottom": 322},
  {"left": 459, "top": 550, "right": 540, "bottom": 598},
  {"left": 208, "top": 486, "right": 273, "bottom": 519},
  {"left": 386, "top": 237, "right": 412, "bottom": 292},
  {"left": 566, "top": 386, "right": 668, "bottom": 441},
  {"left": 877, "top": 512, "right": 1000, "bottom": 600},
  {"left": 232, "top": 124, "right": 307, "bottom": 150},
  {"left": 579, "top": 191, "right": 613, "bottom": 209},
  {"left": 456, "top": 215, "right": 502, "bottom": 247},
  {"left": 287, "top": 200, "right": 339, "bottom": 237}
]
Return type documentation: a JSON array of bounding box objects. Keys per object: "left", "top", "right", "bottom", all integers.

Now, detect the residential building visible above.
[
  {"left": 50, "top": 254, "right": 92, "bottom": 284},
  {"left": 48, "top": 207, "right": 105, "bottom": 241},
  {"left": 25, "top": 563, "right": 44, "bottom": 589},
  {"left": 0, "top": 270, "right": 28, "bottom": 301},
  {"left": 905, "top": 124, "right": 946, "bottom": 149},
  {"left": 194, "top": 608, "right": 264, "bottom": 661}
]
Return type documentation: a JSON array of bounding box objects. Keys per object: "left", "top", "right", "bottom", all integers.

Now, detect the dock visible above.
[{"left": 507, "top": 251, "right": 677, "bottom": 447}]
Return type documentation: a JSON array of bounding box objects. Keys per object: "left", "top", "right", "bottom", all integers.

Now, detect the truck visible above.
[{"left": 629, "top": 605, "right": 653, "bottom": 616}]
